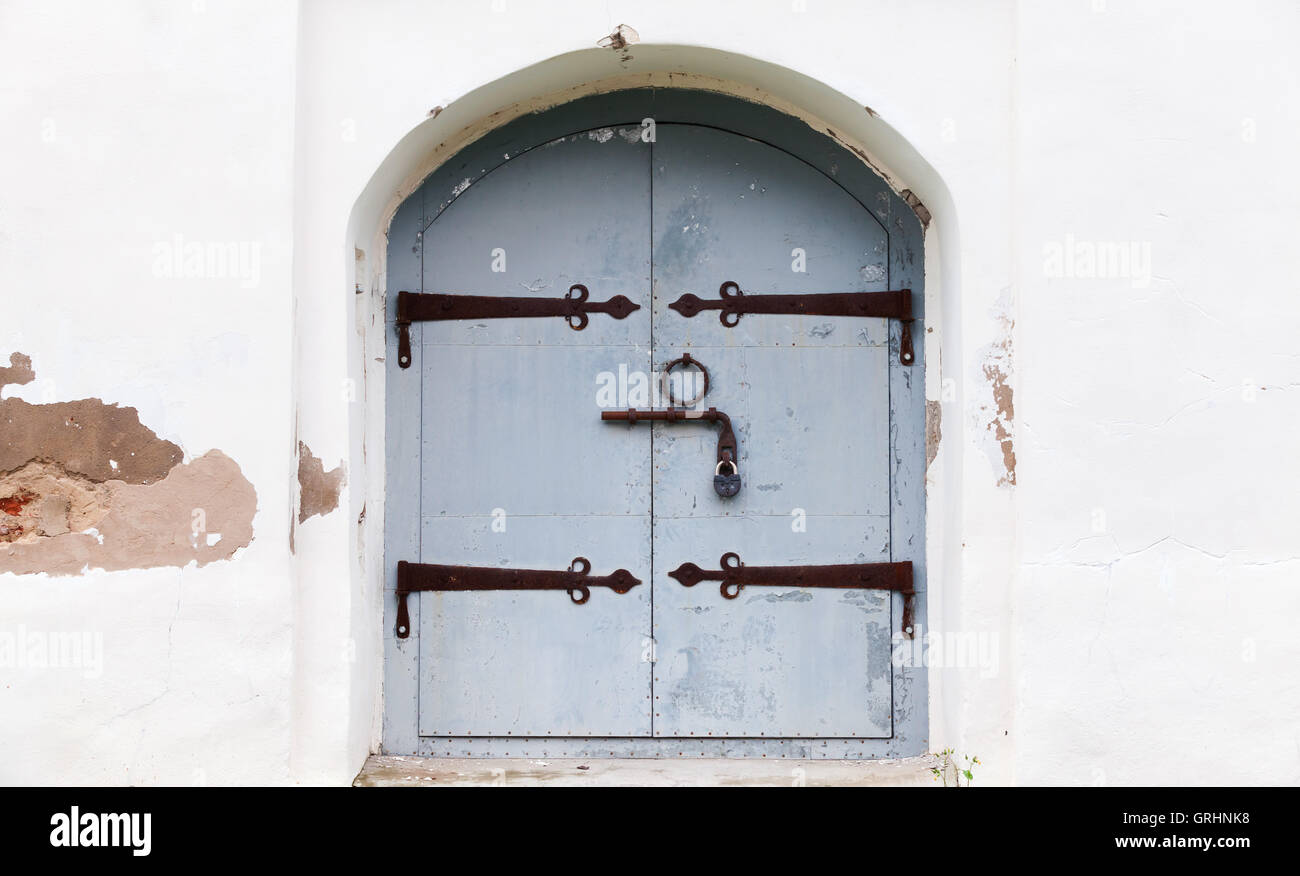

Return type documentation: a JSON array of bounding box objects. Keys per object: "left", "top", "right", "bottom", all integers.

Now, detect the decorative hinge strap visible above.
[
  {"left": 395, "top": 285, "right": 640, "bottom": 368},
  {"left": 668, "top": 282, "right": 916, "bottom": 365},
  {"left": 395, "top": 558, "right": 641, "bottom": 638},
  {"left": 669, "top": 554, "right": 917, "bottom": 637}
]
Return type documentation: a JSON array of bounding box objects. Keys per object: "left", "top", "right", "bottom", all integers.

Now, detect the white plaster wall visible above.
[
  {"left": 1, "top": 0, "right": 1296, "bottom": 785},
  {"left": 0, "top": 1, "right": 298, "bottom": 783},
  {"left": 1013, "top": 1, "right": 1300, "bottom": 785}
]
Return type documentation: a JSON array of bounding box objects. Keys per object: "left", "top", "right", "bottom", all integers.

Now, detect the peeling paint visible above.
[
  {"left": 0, "top": 354, "right": 256, "bottom": 575},
  {"left": 0, "top": 352, "right": 35, "bottom": 393},
  {"left": 1, "top": 397, "right": 183, "bottom": 484},
  {"left": 824, "top": 127, "right": 893, "bottom": 186},
  {"left": 0, "top": 451, "right": 255, "bottom": 576},
  {"left": 597, "top": 24, "right": 640, "bottom": 53},
  {"left": 985, "top": 359, "right": 1016, "bottom": 485},
  {"left": 974, "top": 296, "right": 1016, "bottom": 486},
  {"left": 746, "top": 590, "right": 813, "bottom": 603},
  {"left": 297, "top": 441, "right": 345, "bottom": 524},
  {"left": 0, "top": 463, "right": 107, "bottom": 544},
  {"left": 899, "top": 189, "right": 932, "bottom": 230},
  {"left": 925, "top": 399, "right": 942, "bottom": 469}
]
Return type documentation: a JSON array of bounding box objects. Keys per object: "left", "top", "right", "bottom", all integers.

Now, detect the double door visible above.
[{"left": 385, "top": 120, "right": 922, "bottom": 753}]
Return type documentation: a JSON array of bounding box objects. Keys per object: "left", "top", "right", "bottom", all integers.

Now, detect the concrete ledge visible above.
[{"left": 354, "top": 754, "right": 940, "bottom": 787}]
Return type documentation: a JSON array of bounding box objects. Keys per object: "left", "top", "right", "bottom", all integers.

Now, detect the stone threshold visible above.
[{"left": 354, "top": 754, "right": 939, "bottom": 787}]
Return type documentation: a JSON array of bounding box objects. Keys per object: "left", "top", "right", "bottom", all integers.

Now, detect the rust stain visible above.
[
  {"left": 297, "top": 441, "right": 345, "bottom": 524},
  {"left": 1, "top": 491, "right": 36, "bottom": 517},
  {"left": 0, "top": 354, "right": 257, "bottom": 575}
]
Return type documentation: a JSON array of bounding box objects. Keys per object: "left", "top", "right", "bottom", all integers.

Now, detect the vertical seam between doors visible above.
[
  {"left": 416, "top": 183, "right": 425, "bottom": 738},
  {"left": 886, "top": 215, "right": 897, "bottom": 740},
  {"left": 648, "top": 131, "right": 656, "bottom": 739}
]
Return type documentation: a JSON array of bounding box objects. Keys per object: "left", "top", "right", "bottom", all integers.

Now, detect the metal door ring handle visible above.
[{"left": 661, "top": 353, "right": 710, "bottom": 406}]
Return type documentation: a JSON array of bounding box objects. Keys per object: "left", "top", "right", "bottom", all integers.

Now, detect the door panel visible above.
[
  {"left": 420, "top": 345, "right": 648, "bottom": 517},
  {"left": 649, "top": 345, "right": 891, "bottom": 519},
  {"left": 649, "top": 125, "right": 896, "bottom": 737},
  {"left": 415, "top": 128, "right": 653, "bottom": 737},
  {"left": 649, "top": 124, "right": 893, "bottom": 349},
  {"left": 418, "top": 514, "right": 650, "bottom": 736},
  {"left": 422, "top": 128, "right": 652, "bottom": 349},
  {"left": 652, "top": 515, "right": 894, "bottom": 738}
]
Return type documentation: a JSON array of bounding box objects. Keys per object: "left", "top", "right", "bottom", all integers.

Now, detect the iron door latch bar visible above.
[
  {"left": 668, "top": 281, "right": 916, "bottom": 365},
  {"left": 395, "top": 558, "right": 640, "bottom": 637},
  {"left": 669, "top": 553, "right": 917, "bottom": 636},
  {"left": 600, "top": 406, "right": 740, "bottom": 496},
  {"left": 395, "top": 285, "right": 641, "bottom": 368}
]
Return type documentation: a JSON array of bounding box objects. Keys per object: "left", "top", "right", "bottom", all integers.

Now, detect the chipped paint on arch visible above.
[{"left": 0, "top": 354, "right": 257, "bottom": 575}]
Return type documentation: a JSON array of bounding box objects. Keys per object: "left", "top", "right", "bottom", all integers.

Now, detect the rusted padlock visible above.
[{"left": 713, "top": 459, "right": 741, "bottom": 498}]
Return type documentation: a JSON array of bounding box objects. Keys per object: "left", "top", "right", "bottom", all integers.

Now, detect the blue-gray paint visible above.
[
  {"left": 416, "top": 130, "right": 653, "bottom": 737},
  {"left": 650, "top": 125, "right": 894, "bottom": 738},
  {"left": 383, "top": 89, "right": 927, "bottom": 757}
]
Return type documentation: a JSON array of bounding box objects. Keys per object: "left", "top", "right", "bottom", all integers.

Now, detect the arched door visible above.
[{"left": 384, "top": 90, "right": 927, "bottom": 757}]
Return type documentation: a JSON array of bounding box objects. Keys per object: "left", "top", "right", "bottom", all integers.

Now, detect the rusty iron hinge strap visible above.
[
  {"left": 669, "top": 554, "right": 917, "bottom": 636},
  {"left": 668, "top": 282, "right": 916, "bottom": 365},
  {"left": 396, "top": 285, "right": 640, "bottom": 368},
  {"left": 394, "top": 558, "right": 641, "bottom": 637}
]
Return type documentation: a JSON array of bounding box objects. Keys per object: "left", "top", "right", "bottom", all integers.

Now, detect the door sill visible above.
[{"left": 354, "top": 754, "right": 939, "bottom": 787}]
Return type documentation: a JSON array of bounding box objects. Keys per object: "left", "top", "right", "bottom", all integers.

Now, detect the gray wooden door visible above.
[{"left": 384, "top": 97, "right": 924, "bottom": 756}]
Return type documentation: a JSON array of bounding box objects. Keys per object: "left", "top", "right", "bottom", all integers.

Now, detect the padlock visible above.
[{"left": 713, "top": 459, "right": 741, "bottom": 498}]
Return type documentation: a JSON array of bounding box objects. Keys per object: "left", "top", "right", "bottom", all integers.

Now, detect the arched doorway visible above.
[{"left": 380, "top": 88, "right": 927, "bottom": 758}]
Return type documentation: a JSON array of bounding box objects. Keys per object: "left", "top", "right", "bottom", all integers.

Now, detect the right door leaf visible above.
[{"left": 650, "top": 124, "right": 896, "bottom": 738}]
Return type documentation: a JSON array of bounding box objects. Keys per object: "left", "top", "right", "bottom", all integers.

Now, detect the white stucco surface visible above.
[{"left": 1, "top": 0, "right": 1296, "bottom": 785}]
